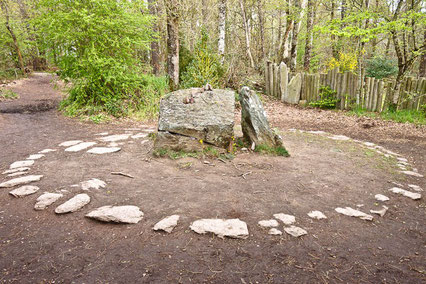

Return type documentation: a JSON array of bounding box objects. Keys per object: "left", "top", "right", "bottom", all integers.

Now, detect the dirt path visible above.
[{"left": 0, "top": 74, "right": 425, "bottom": 283}]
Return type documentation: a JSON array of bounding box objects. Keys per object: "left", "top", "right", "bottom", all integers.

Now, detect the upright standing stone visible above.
[
  {"left": 265, "top": 61, "right": 271, "bottom": 96},
  {"left": 239, "top": 87, "right": 285, "bottom": 149},
  {"left": 286, "top": 73, "right": 302, "bottom": 104},
  {"left": 279, "top": 62, "right": 288, "bottom": 102}
]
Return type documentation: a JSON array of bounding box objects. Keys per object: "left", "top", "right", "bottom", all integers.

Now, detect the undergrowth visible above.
[
  {"left": 254, "top": 144, "right": 290, "bottom": 157},
  {"left": 0, "top": 88, "right": 19, "bottom": 101},
  {"left": 347, "top": 107, "right": 426, "bottom": 125}
]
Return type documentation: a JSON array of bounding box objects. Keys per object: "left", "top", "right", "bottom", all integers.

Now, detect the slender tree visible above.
[
  {"left": 218, "top": 0, "right": 227, "bottom": 64},
  {"left": 165, "top": 0, "right": 180, "bottom": 90}
]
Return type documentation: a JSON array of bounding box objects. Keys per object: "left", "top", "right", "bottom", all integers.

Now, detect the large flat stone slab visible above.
[
  {"left": 65, "top": 142, "right": 96, "bottom": 152},
  {"left": 190, "top": 218, "right": 249, "bottom": 239},
  {"left": 153, "top": 215, "right": 180, "bottom": 233},
  {"left": 401, "top": 171, "right": 423, "bottom": 178},
  {"left": 0, "top": 175, "right": 43, "bottom": 188},
  {"left": 59, "top": 140, "right": 83, "bottom": 147},
  {"left": 86, "top": 205, "right": 143, "bottom": 224},
  {"left": 10, "top": 160, "right": 34, "bottom": 169},
  {"left": 2, "top": 167, "right": 30, "bottom": 175},
  {"left": 98, "top": 134, "right": 131, "bottom": 142},
  {"left": 26, "top": 154, "right": 44, "bottom": 160},
  {"left": 9, "top": 185, "right": 39, "bottom": 197},
  {"left": 34, "top": 192, "right": 63, "bottom": 210},
  {"left": 81, "top": 178, "right": 106, "bottom": 191},
  {"left": 157, "top": 88, "right": 235, "bottom": 149},
  {"left": 284, "top": 226, "right": 307, "bottom": 237},
  {"left": 55, "top": 194, "right": 91, "bottom": 214}
]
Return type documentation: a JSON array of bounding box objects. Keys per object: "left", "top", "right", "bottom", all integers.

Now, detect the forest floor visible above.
[{"left": 0, "top": 73, "right": 425, "bottom": 283}]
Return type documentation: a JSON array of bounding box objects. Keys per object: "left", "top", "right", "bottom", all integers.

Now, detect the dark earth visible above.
[{"left": 0, "top": 73, "right": 425, "bottom": 283}]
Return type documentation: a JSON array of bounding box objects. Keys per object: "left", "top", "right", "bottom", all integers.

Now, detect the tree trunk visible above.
[
  {"left": 257, "top": 0, "right": 265, "bottom": 63},
  {"left": 289, "top": 0, "right": 300, "bottom": 72},
  {"left": 218, "top": 0, "right": 227, "bottom": 64},
  {"left": 239, "top": 0, "right": 255, "bottom": 69},
  {"left": 419, "top": 31, "right": 426, "bottom": 77},
  {"left": 1, "top": 0, "right": 25, "bottom": 73},
  {"left": 330, "top": 0, "right": 337, "bottom": 58},
  {"left": 148, "top": 0, "right": 161, "bottom": 76},
  {"left": 303, "top": 0, "right": 314, "bottom": 71},
  {"left": 277, "top": 21, "right": 293, "bottom": 64},
  {"left": 165, "top": 0, "right": 180, "bottom": 90}
]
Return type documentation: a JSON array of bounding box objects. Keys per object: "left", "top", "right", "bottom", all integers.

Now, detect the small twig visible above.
[
  {"left": 111, "top": 172, "right": 134, "bottom": 178},
  {"left": 240, "top": 171, "right": 252, "bottom": 179}
]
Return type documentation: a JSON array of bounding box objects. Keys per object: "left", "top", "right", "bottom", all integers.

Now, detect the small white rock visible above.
[
  {"left": 10, "top": 160, "right": 34, "bottom": 169},
  {"left": 273, "top": 213, "right": 296, "bottom": 225},
  {"left": 375, "top": 194, "right": 390, "bottom": 202},
  {"left": 335, "top": 207, "right": 373, "bottom": 221},
  {"left": 55, "top": 194, "right": 91, "bottom": 214},
  {"left": 190, "top": 218, "right": 249, "bottom": 239},
  {"left": 408, "top": 184, "right": 423, "bottom": 192},
  {"left": 258, "top": 219, "right": 279, "bottom": 228},
  {"left": 363, "top": 142, "right": 376, "bottom": 147},
  {"left": 87, "top": 147, "right": 121, "bottom": 154},
  {"left": 95, "top": 132, "right": 109, "bottom": 136},
  {"left": 330, "top": 135, "right": 350, "bottom": 141},
  {"left": 268, "top": 228, "right": 282, "bottom": 235},
  {"left": 388, "top": 187, "right": 421, "bottom": 200},
  {"left": 59, "top": 140, "right": 83, "bottom": 147},
  {"left": 131, "top": 133, "right": 149, "bottom": 139},
  {"left": 65, "top": 142, "right": 97, "bottom": 152},
  {"left": 9, "top": 185, "right": 39, "bottom": 197},
  {"left": 307, "top": 130, "right": 326, "bottom": 135},
  {"left": 86, "top": 205, "right": 144, "bottom": 224},
  {"left": 2, "top": 167, "right": 30, "bottom": 175},
  {"left": 307, "top": 211, "right": 327, "bottom": 220},
  {"left": 81, "top": 178, "right": 106, "bottom": 191},
  {"left": 284, "top": 226, "right": 307, "bottom": 237},
  {"left": 397, "top": 157, "right": 408, "bottom": 163},
  {"left": 26, "top": 154, "right": 44, "bottom": 160},
  {"left": 401, "top": 171, "right": 424, "bottom": 178},
  {"left": 98, "top": 134, "right": 131, "bottom": 142},
  {"left": 7, "top": 171, "right": 27, "bottom": 177},
  {"left": 370, "top": 206, "right": 388, "bottom": 217},
  {"left": 0, "top": 175, "right": 43, "bottom": 188},
  {"left": 153, "top": 215, "right": 180, "bottom": 233},
  {"left": 38, "top": 149, "right": 56, "bottom": 154},
  {"left": 34, "top": 192, "right": 63, "bottom": 210}
]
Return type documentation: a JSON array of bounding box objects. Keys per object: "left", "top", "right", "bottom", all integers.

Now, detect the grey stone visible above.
[
  {"left": 335, "top": 207, "right": 373, "bottom": 221},
  {"left": 307, "top": 211, "right": 327, "bottom": 220},
  {"left": 87, "top": 147, "right": 121, "bottom": 154},
  {"left": 388, "top": 187, "right": 421, "bottom": 200},
  {"left": 2, "top": 167, "right": 30, "bottom": 175},
  {"left": 284, "top": 226, "right": 307, "bottom": 237},
  {"left": 34, "top": 192, "right": 63, "bottom": 210},
  {"left": 65, "top": 142, "right": 96, "bottom": 152},
  {"left": 239, "top": 87, "right": 283, "bottom": 148},
  {"left": 156, "top": 88, "right": 235, "bottom": 150},
  {"left": 7, "top": 171, "right": 27, "bottom": 177},
  {"left": 273, "top": 213, "right": 295, "bottom": 225},
  {"left": 154, "top": 131, "right": 203, "bottom": 152},
  {"left": 375, "top": 194, "right": 390, "bottom": 202},
  {"left": 81, "top": 178, "right": 106, "bottom": 191},
  {"left": 258, "top": 219, "right": 279, "bottom": 228},
  {"left": 10, "top": 160, "right": 34, "bottom": 169},
  {"left": 190, "top": 218, "right": 249, "bottom": 239},
  {"left": 26, "top": 154, "right": 44, "bottom": 160},
  {"left": 55, "top": 194, "right": 91, "bottom": 214},
  {"left": 59, "top": 140, "right": 83, "bottom": 147},
  {"left": 38, "top": 149, "right": 56, "bottom": 154},
  {"left": 286, "top": 73, "right": 302, "bottom": 104},
  {"left": 408, "top": 184, "right": 423, "bottom": 192},
  {"left": 268, "top": 228, "right": 282, "bottom": 235},
  {"left": 99, "top": 134, "right": 131, "bottom": 142},
  {"left": 401, "top": 171, "right": 423, "bottom": 178},
  {"left": 0, "top": 175, "right": 43, "bottom": 188},
  {"left": 9, "top": 185, "right": 39, "bottom": 197},
  {"left": 86, "top": 205, "right": 143, "bottom": 224},
  {"left": 153, "top": 215, "right": 180, "bottom": 233},
  {"left": 370, "top": 206, "right": 388, "bottom": 217}
]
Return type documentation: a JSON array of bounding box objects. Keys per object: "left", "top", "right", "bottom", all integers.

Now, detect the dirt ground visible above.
[{"left": 0, "top": 73, "right": 425, "bottom": 283}]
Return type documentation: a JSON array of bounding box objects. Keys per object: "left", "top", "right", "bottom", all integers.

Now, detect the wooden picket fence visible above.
[{"left": 265, "top": 61, "right": 426, "bottom": 112}]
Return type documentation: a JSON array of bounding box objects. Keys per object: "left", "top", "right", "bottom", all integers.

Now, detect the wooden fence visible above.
[{"left": 265, "top": 61, "right": 426, "bottom": 112}]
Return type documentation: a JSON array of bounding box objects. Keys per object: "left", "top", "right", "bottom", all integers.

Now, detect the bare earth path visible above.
[{"left": 0, "top": 74, "right": 425, "bottom": 283}]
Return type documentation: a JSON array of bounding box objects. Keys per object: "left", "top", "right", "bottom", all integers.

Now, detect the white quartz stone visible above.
[
  {"left": 59, "top": 140, "right": 83, "bottom": 147},
  {"left": 273, "top": 213, "right": 296, "bottom": 225},
  {"left": 335, "top": 207, "right": 373, "bottom": 221},
  {"left": 34, "top": 192, "right": 63, "bottom": 210},
  {"left": 153, "top": 215, "right": 180, "bottom": 233},
  {"left": 86, "top": 205, "right": 144, "bottom": 224},
  {"left": 0, "top": 175, "right": 43, "bottom": 188},
  {"left": 307, "top": 211, "right": 327, "bottom": 220},
  {"left": 190, "top": 218, "right": 249, "bottom": 239},
  {"left": 55, "top": 194, "right": 91, "bottom": 214},
  {"left": 9, "top": 185, "right": 39, "bottom": 197},
  {"left": 87, "top": 147, "right": 121, "bottom": 154},
  {"left": 258, "top": 219, "right": 279, "bottom": 228},
  {"left": 284, "top": 226, "right": 307, "bottom": 237},
  {"left": 65, "top": 142, "right": 97, "bottom": 152},
  {"left": 10, "top": 160, "right": 34, "bottom": 169},
  {"left": 388, "top": 187, "right": 421, "bottom": 200}
]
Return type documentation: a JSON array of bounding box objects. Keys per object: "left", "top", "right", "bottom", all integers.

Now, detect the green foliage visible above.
[
  {"left": 153, "top": 149, "right": 200, "bottom": 160},
  {"left": 254, "top": 144, "right": 290, "bottom": 157},
  {"left": 0, "top": 88, "right": 18, "bottom": 100},
  {"left": 348, "top": 107, "right": 425, "bottom": 125},
  {"left": 309, "top": 86, "right": 338, "bottom": 109},
  {"left": 36, "top": 0, "right": 166, "bottom": 118},
  {"left": 180, "top": 30, "right": 225, "bottom": 89},
  {"left": 366, "top": 57, "right": 398, "bottom": 79}
]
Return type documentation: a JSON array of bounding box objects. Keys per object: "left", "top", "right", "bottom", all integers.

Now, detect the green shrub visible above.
[
  {"left": 0, "top": 88, "right": 19, "bottom": 100},
  {"left": 366, "top": 57, "right": 398, "bottom": 79},
  {"left": 309, "top": 86, "right": 338, "bottom": 109},
  {"left": 254, "top": 144, "right": 290, "bottom": 157},
  {"left": 36, "top": 0, "right": 166, "bottom": 119},
  {"left": 180, "top": 30, "right": 225, "bottom": 88}
]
